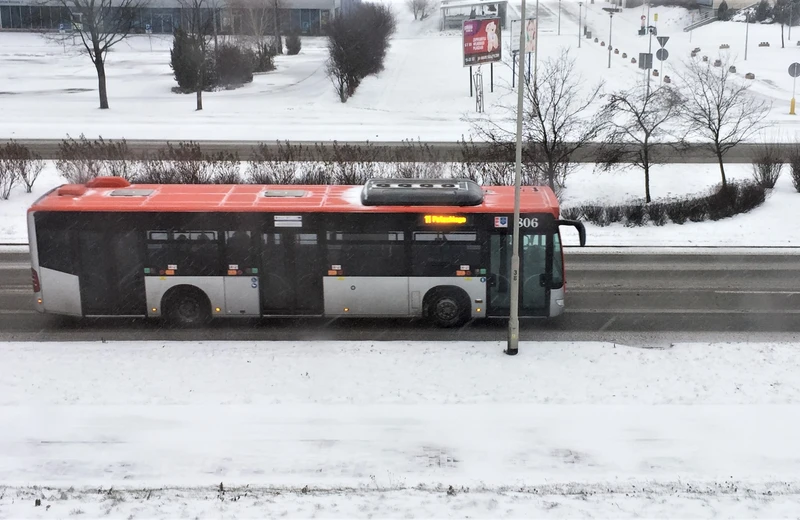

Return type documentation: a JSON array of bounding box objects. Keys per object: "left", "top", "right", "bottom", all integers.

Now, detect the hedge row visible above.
[
  {"left": 0, "top": 142, "right": 44, "bottom": 199},
  {"left": 561, "top": 181, "right": 768, "bottom": 226}
]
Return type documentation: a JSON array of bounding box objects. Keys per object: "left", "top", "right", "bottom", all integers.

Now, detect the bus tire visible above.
[
  {"left": 163, "top": 286, "right": 211, "bottom": 327},
  {"left": 425, "top": 288, "right": 470, "bottom": 328}
]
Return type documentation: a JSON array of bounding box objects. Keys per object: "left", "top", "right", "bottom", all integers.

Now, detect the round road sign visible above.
[
  {"left": 656, "top": 48, "right": 669, "bottom": 61},
  {"left": 789, "top": 62, "right": 800, "bottom": 78}
]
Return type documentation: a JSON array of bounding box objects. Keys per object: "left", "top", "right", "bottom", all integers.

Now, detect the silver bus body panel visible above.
[
  {"left": 323, "top": 276, "right": 487, "bottom": 318},
  {"left": 549, "top": 286, "right": 565, "bottom": 317},
  {"left": 223, "top": 276, "right": 261, "bottom": 316},
  {"left": 145, "top": 276, "right": 226, "bottom": 318},
  {"left": 27, "top": 211, "right": 43, "bottom": 313},
  {"left": 39, "top": 267, "right": 82, "bottom": 316}
]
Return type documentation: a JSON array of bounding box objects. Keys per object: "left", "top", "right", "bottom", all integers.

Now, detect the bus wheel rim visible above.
[
  {"left": 436, "top": 299, "right": 458, "bottom": 321},
  {"left": 178, "top": 298, "right": 200, "bottom": 321}
]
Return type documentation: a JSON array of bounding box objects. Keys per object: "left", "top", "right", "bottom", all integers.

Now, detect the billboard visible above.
[
  {"left": 463, "top": 18, "right": 502, "bottom": 67},
  {"left": 510, "top": 18, "right": 537, "bottom": 54}
]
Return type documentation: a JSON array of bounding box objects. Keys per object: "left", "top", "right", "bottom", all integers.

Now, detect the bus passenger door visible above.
[
  {"left": 487, "top": 232, "right": 549, "bottom": 317},
  {"left": 260, "top": 232, "right": 323, "bottom": 315},
  {"left": 78, "top": 230, "right": 146, "bottom": 316}
]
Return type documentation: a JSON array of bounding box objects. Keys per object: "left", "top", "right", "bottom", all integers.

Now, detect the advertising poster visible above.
[
  {"left": 463, "top": 18, "right": 502, "bottom": 67},
  {"left": 511, "top": 18, "right": 537, "bottom": 54}
]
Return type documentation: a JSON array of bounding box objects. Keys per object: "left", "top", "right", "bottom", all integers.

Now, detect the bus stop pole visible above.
[{"left": 506, "top": 0, "right": 527, "bottom": 356}]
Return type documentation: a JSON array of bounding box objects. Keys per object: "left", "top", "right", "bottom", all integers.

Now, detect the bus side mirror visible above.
[{"left": 555, "top": 219, "right": 586, "bottom": 247}]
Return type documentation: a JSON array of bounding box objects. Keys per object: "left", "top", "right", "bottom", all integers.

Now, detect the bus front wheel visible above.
[
  {"left": 163, "top": 287, "right": 211, "bottom": 327},
  {"left": 426, "top": 290, "right": 470, "bottom": 328}
]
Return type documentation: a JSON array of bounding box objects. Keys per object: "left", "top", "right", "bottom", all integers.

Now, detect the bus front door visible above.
[
  {"left": 78, "top": 230, "right": 147, "bottom": 316},
  {"left": 260, "top": 232, "right": 324, "bottom": 315},
  {"left": 487, "top": 233, "right": 549, "bottom": 317}
]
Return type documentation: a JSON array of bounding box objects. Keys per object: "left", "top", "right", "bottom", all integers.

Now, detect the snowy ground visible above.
[
  {"left": 2, "top": 340, "right": 800, "bottom": 518},
  {"left": 2, "top": 161, "right": 798, "bottom": 247},
  {"left": 1, "top": 1, "right": 800, "bottom": 141}
]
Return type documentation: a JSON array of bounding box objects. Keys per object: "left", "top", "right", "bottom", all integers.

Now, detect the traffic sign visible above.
[
  {"left": 656, "top": 48, "right": 669, "bottom": 61},
  {"left": 639, "top": 52, "right": 653, "bottom": 70},
  {"left": 657, "top": 36, "right": 669, "bottom": 48},
  {"left": 789, "top": 62, "right": 800, "bottom": 78}
]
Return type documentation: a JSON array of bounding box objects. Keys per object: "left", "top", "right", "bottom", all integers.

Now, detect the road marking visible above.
[
  {"left": 570, "top": 289, "right": 800, "bottom": 294},
  {"left": 567, "top": 309, "right": 800, "bottom": 314},
  {"left": 0, "top": 263, "right": 30, "bottom": 270},
  {"left": 598, "top": 316, "right": 617, "bottom": 331},
  {"left": 0, "top": 310, "right": 37, "bottom": 315}
]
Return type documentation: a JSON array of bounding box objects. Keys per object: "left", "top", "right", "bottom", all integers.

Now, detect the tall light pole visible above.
[
  {"left": 558, "top": 0, "right": 561, "bottom": 35},
  {"left": 745, "top": 11, "right": 750, "bottom": 60},
  {"left": 646, "top": 0, "right": 653, "bottom": 96},
  {"left": 790, "top": 1, "right": 794, "bottom": 40},
  {"left": 533, "top": 0, "right": 540, "bottom": 87},
  {"left": 578, "top": 2, "right": 583, "bottom": 48},
  {"left": 507, "top": 0, "right": 527, "bottom": 356},
  {"left": 608, "top": 11, "right": 614, "bottom": 68}
]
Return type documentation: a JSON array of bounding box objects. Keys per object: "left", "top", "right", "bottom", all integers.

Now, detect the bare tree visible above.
[
  {"left": 179, "top": 0, "right": 217, "bottom": 110},
  {"left": 599, "top": 84, "right": 685, "bottom": 202},
  {"left": 406, "top": 0, "right": 435, "bottom": 20},
  {"left": 271, "top": 0, "right": 283, "bottom": 54},
  {"left": 678, "top": 57, "right": 771, "bottom": 187},
  {"left": 52, "top": 0, "right": 148, "bottom": 109},
  {"left": 471, "top": 50, "right": 606, "bottom": 191}
]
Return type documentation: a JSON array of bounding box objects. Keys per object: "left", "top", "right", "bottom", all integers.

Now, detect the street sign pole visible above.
[
  {"left": 578, "top": 2, "right": 582, "bottom": 48},
  {"left": 507, "top": 0, "right": 527, "bottom": 356},
  {"left": 788, "top": 62, "right": 800, "bottom": 114}
]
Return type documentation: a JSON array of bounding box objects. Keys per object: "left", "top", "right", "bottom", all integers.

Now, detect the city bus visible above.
[{"left": 27, "top": 176, "right": 586, "bottom": 327}]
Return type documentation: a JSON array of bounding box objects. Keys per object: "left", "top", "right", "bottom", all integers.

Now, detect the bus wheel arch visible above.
[
  {"left": 423, "top": 286, "right": 471, "bottom": 328},
  {"left": 162, "top": 285, "right": 212, "bottom": 327}
]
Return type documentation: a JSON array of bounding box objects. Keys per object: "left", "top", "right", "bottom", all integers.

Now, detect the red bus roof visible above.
[{"left": 29, "top": 177, "right": 561, "bottom": 216}]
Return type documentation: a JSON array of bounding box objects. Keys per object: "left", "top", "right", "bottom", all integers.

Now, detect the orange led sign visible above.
[{"left": 423, "top": 215, "right": 468, "bottom": 225}]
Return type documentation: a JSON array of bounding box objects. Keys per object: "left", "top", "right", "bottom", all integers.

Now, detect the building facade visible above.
[{"left": 0, "top": 0, "right": 359, "bottom": 35}]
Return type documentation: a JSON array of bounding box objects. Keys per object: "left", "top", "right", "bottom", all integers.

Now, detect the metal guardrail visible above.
[{"left": 0, "top": 139, "right": 791, "bottom": 163}]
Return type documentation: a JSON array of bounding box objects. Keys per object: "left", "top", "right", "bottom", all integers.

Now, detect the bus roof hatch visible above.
[{"left": 360, "top": 179, "right": 484, "bottom": 207}]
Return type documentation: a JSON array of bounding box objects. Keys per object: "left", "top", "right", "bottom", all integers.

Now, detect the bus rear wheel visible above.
[
  {"left": 164, "top": 287, "right": 211, "bottom": 327},
  {"left": 427, "top": 290, "right": 470, "bottom": 328}
]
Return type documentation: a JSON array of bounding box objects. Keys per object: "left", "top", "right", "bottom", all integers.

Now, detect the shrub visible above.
[
  {"left": 286, "top": 33, "right": 301, "bottom": 55},
  {"left": 751, "top": 144, "right": 783, "bottom": 188},
  {"left": 209, "top": 151, "right": 241, "bottom": 184},
  {"left": 253, "top": 42, "right": 275, "bottom": 73},
  {"left": 707, "top": 183, "right": 738, "bottom": 220},
  {"left": 606, "top": 205, "right": 623, "bottom": 223},
  {"left": 216, "top": 44, "right": 255, "bottom": 87},
  {"left": 170, "top": 28, "right": 214, "bottom": 92},
  {"left": 582, "top": 205, "right": 608, "bottom": 226},
  {"left": 717, "top": 0, "right": 730, "bottom": 20},
  {"left": 666, "top": 200, "right": 689, "bottom": 224},
  {"left": 1, "top": 141, "right": 43, "bottom": 193},
  {"left": 789, "top": 144, "right": 800, "bottom": 192},
  {"left": 326, "top": 2, "right": 396, "bottom": 102},
  {"left": 138, "top": 142, "right": 213, "bottom": 184},
  {"left": 647, "top": 203, "right": 668, "bottom": 226},
  {"left": 0, "top": 160, "right": 16, "bottom": 199},
  {"left": 56, "top": 134, "right": 137, "bottom": 183},
  {"left": 624, "top": 204, "right": 646, "bottom": 227},
  {"left": 735, "top": 181, "right": 767, "bottom": 213},
  {"left": 560, "top": 207, "right": 582, "bottom": 220},
  {"left": 755, "top": 0, "right": 772, "bottom": 21}
]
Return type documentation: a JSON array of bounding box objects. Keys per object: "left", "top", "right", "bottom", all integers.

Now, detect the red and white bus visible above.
[{"left": 27, "top": 177, "right": 585, "bottom": 327}]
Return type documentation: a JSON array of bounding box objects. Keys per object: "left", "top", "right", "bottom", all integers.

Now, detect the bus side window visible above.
[
  {"left": 552, "top": 233, "right": 563, "bottom": 288},
  {"left": 225, "top": 231, "right": 253, "bottom": 269}
]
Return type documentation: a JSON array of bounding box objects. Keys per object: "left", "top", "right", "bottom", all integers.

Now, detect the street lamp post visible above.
[
  {"left": 745, "top": 11, "right": 750, "bottom": 60},
  {"left": 578, "top": 2, "right": 583, "bottom": 48},
  {"left": 608, "top": 11, "right": 614, "bottom": 68},
  {"left": 558, "top": 0, "right": 561, "bottom": 35},
  {"left": 506, "top": 0, "right": 527, "bottom": 356}
]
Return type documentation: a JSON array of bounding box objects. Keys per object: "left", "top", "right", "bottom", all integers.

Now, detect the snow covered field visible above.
[
  {"left": 1, "top": 1, "right": 800, "bottom": 141},
  {"left": 2, "top": 340, "right": 800, "bottom": 518},
  {"left": 2, "top": 161, "right": 798, "bottom": 247}
]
